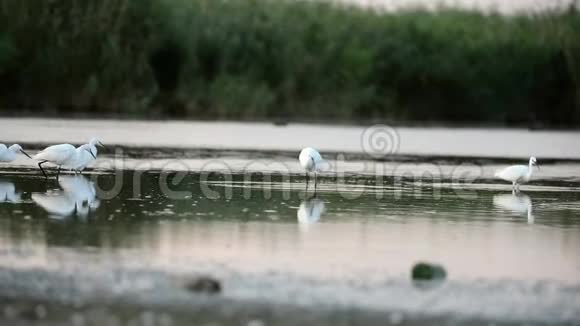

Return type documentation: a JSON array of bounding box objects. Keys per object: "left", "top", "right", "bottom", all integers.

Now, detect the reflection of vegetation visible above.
[{"left": 0, "top": 0, "right": 579, "bottom": 125}]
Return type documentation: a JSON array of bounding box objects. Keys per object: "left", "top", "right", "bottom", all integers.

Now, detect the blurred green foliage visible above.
[{"left": 0, "top": 0, "right": 578, "bottom": 125}]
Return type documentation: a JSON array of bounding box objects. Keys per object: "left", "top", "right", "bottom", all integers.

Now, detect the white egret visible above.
[
  {"left": 495, "top": 157, "right": 539, "bottom": 191},
  {"left": 299, "top": 147, "right": 326, "bottom": 191},
  {"left": 76, "top": 138, "right": 104, "bottom": 173},
  {"left": 62, "top": 144, "right": 97, "bottom": 173},
  {"left": 63, "top": 138, "right": 104, "bottom": 173},
  {"left": 0, "top": 144, "right": 32, "bottom": 162},
  {"left": 34, "top": 143, "right": 95, "bottom": 179}
]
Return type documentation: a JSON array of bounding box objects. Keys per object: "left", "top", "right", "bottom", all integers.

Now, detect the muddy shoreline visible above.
[
  {"left": 0, "top": 266, "right": 578, "bottom": 326},
  {"left": 1, "top": 118, "right": 580, "bottom": 159}
]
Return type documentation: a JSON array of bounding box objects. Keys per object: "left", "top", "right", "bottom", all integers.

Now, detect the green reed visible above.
[{"left": 0, "top": 0, "right": 578, "bottom": 125}]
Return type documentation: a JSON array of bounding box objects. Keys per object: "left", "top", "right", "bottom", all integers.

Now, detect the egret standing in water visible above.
[
  {"left": 495, "top": 156, "right": 539, "bottom": 191},
  {"left": 34, "top": 142, "right": 96, "bottom": 179},
  {"left": 64, "top": 138, "right": 105, "bottom": 173},
  {"left": 62, "top": 144, "right": 99, "bottom": 174},
  {"left": 299, "top": 147, "right": 326, "bottom": 191},
  {"left": 0, "top": 144, "right": 32, "bottom": 162}
]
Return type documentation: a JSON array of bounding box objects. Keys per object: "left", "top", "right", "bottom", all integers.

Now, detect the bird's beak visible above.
[
  {"left": 536, "top": 164, "right": 540, "bottom": 171},
  {"left": 20, "top": 149, "right": 32, "bottom": 159},
  {"left": 98, "top": 141, "right": 106, "bottom": 149},
  {"left": 86, "top": 148, "right": 96, "bottom": 159}
]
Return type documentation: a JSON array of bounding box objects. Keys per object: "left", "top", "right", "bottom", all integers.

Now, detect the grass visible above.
[{"left": 0, "top": 0, "right": 579, "bottom": 126}]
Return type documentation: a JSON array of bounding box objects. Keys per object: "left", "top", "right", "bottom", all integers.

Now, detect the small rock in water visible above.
[
  {"left": 186, "top": 276, "right": 222, "bottom": 294},
  {"left": 411, "top": 262, "right": 447, "bottom": 281}
]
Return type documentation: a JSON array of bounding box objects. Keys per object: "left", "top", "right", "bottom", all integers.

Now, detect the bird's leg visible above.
[
  {"left": 56, "top": 166, "right": 61, "bottom": 181},
  {"left": 314, "top": 172, "right": 318, "bottom": 193},
  {"left": 38, "top": 161, "right": 49, "bottom": 179},
  {"left": 305, "top": 172, "right": 309, "bottom": 191}
]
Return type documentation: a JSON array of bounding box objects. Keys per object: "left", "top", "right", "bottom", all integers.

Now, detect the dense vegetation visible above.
[{"left": 0, "top": 0, "right": 579, "bottom": 126}]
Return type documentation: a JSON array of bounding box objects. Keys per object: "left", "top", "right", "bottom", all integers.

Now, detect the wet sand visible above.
[{"left": 1, "top": 118, "right": 579, "bottom": 160}]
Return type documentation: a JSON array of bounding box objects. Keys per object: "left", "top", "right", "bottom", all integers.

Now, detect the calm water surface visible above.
[{"left": 0, "top": 167, "right": 579, "bottom": 324}]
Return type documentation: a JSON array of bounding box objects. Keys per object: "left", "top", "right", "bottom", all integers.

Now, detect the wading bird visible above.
[
  {"left": 35, "top": 143, "right": 95, "bottom": 179},
  {"left": 64, "top": 138, "right": 105, "bottom": 173},
  {"left": 299, "top": 147, "right": 326, "bottom": 191},
  {"left": 0, "top": 144, "right": 32, "bottom": 162},
  {"left": 495, "top": 157, "right": 539, "bottom": 191}
]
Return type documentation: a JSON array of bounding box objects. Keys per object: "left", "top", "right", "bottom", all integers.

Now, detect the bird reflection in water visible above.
[
  {"left": 297, "top": 197, "right": 325, "bottom": 229},
  {"left": 0, "top": 181, "right": 21, "bottom": 203},
  {"left": 493, "top": 191, "right": 534, "bottom": 224},
  {"left": 32, "top": 175, "right": 100, "bottom": 219}
]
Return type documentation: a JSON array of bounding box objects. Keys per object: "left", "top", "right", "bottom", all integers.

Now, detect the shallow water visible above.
[{"left": 0, "top": 165, "right": 579, "bottom": 324}]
